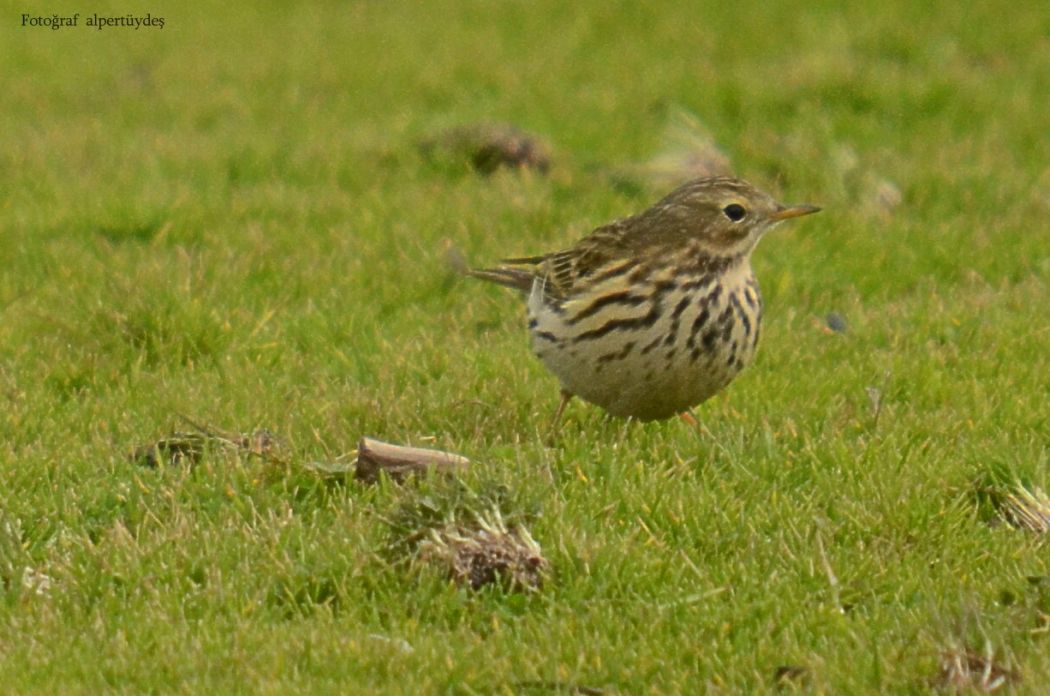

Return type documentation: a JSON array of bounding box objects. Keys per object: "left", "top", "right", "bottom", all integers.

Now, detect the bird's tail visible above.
[{"left": 467, "top": 266, "right": 536, "bottom": 293}]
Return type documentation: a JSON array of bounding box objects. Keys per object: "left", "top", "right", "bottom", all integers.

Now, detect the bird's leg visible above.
[
  {"left": 679, "top": 410, "right": 715, "bottom": 439},
  {"left": 679, "top": 410, "right": 703, "bottom": 435},
  {"left": 546, "top": 390, "right": 574, "bottom": 444}
]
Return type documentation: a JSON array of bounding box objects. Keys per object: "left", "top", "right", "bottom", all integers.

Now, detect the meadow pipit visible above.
[{"left": 471, "top": 177, "right": 819, "bottom": 427}]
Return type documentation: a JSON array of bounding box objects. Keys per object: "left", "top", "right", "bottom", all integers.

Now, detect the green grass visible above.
[{"left": 2, "top": 0, "right": 1048, "bottom": 692}]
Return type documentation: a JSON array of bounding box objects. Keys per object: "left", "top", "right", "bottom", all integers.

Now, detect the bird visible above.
[{"left": 470, "top": 176, "right": 819, "bottom": 429}]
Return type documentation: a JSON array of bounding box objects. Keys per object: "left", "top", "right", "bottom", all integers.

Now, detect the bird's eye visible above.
[{"left": 723, "top": 204, "right": 746, "bottom": 222}]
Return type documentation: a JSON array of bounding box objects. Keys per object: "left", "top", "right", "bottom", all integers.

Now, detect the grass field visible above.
[{"left": 2, "top": 1, "right": 1048, "bottom": 693}]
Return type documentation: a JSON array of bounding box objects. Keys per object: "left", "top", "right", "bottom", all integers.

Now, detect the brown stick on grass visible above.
[{"left": 355, "top": 437, "right": 470, "bottom": 483}]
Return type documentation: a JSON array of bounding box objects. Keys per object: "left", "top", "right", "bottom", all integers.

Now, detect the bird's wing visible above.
[
  {"left": 535, "top": 219, "right": 639, "bottom": 298},
  {"left": 473, "top": 218, "right": 640, "bottom": 300}
]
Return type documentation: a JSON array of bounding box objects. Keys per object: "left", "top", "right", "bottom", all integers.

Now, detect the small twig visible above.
[
  {"left": 865, "top": 370, "right": 892, "bottom": 432},
  {"left": 355, "top": 437, "right": 470, "bottom": 484},
  {"left": 814, "top": 529, "right": 842, "bottom": 612}
]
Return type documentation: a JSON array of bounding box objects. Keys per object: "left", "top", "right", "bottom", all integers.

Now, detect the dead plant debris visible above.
[
  {"left": 825, "top": 312, "right": 848, "bottom": 334},
  {"left": 419, "top": 123, "right": 552, "bottom": 175},
  {"left": 773, "top": 664, "right": 810, "bottom": 689},
  {"left": 131, "top": 415, "right": 284, "bottom": 468},
  {"left": 975, "top": 473, "right": 1050, "bottom": 534},
  {"left": 933, "top": 648, "right": 1019, "bottom": 693},
  {"left": 999, "top": 484, "right": 1050, "bottom": 534},
  {"left": 626, "top": 108, "right": 733, "bottom": 192},
  {"left": 868, "top": 177, "right": 903, "bottom": 218}
]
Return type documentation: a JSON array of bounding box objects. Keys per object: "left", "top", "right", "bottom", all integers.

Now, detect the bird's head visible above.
[{"left": 649, "top": 177, "right": 820, "bottom": 258}]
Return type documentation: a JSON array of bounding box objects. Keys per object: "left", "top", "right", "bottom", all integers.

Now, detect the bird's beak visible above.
[{"left": 771, "top": 204, "right": 821, "bottom": 221}]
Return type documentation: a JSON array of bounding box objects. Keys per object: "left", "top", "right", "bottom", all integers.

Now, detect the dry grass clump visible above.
[
  {"left": 418, "top": 507, "right": 547, "bottom": 591},
  {"left": 387, "top": 481, "right": 547, "bottom": 591}
]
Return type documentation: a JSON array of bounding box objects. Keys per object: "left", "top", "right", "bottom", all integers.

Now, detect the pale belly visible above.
[{"left": 527, "top": 270, "right": 762, "bottom": 421}]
